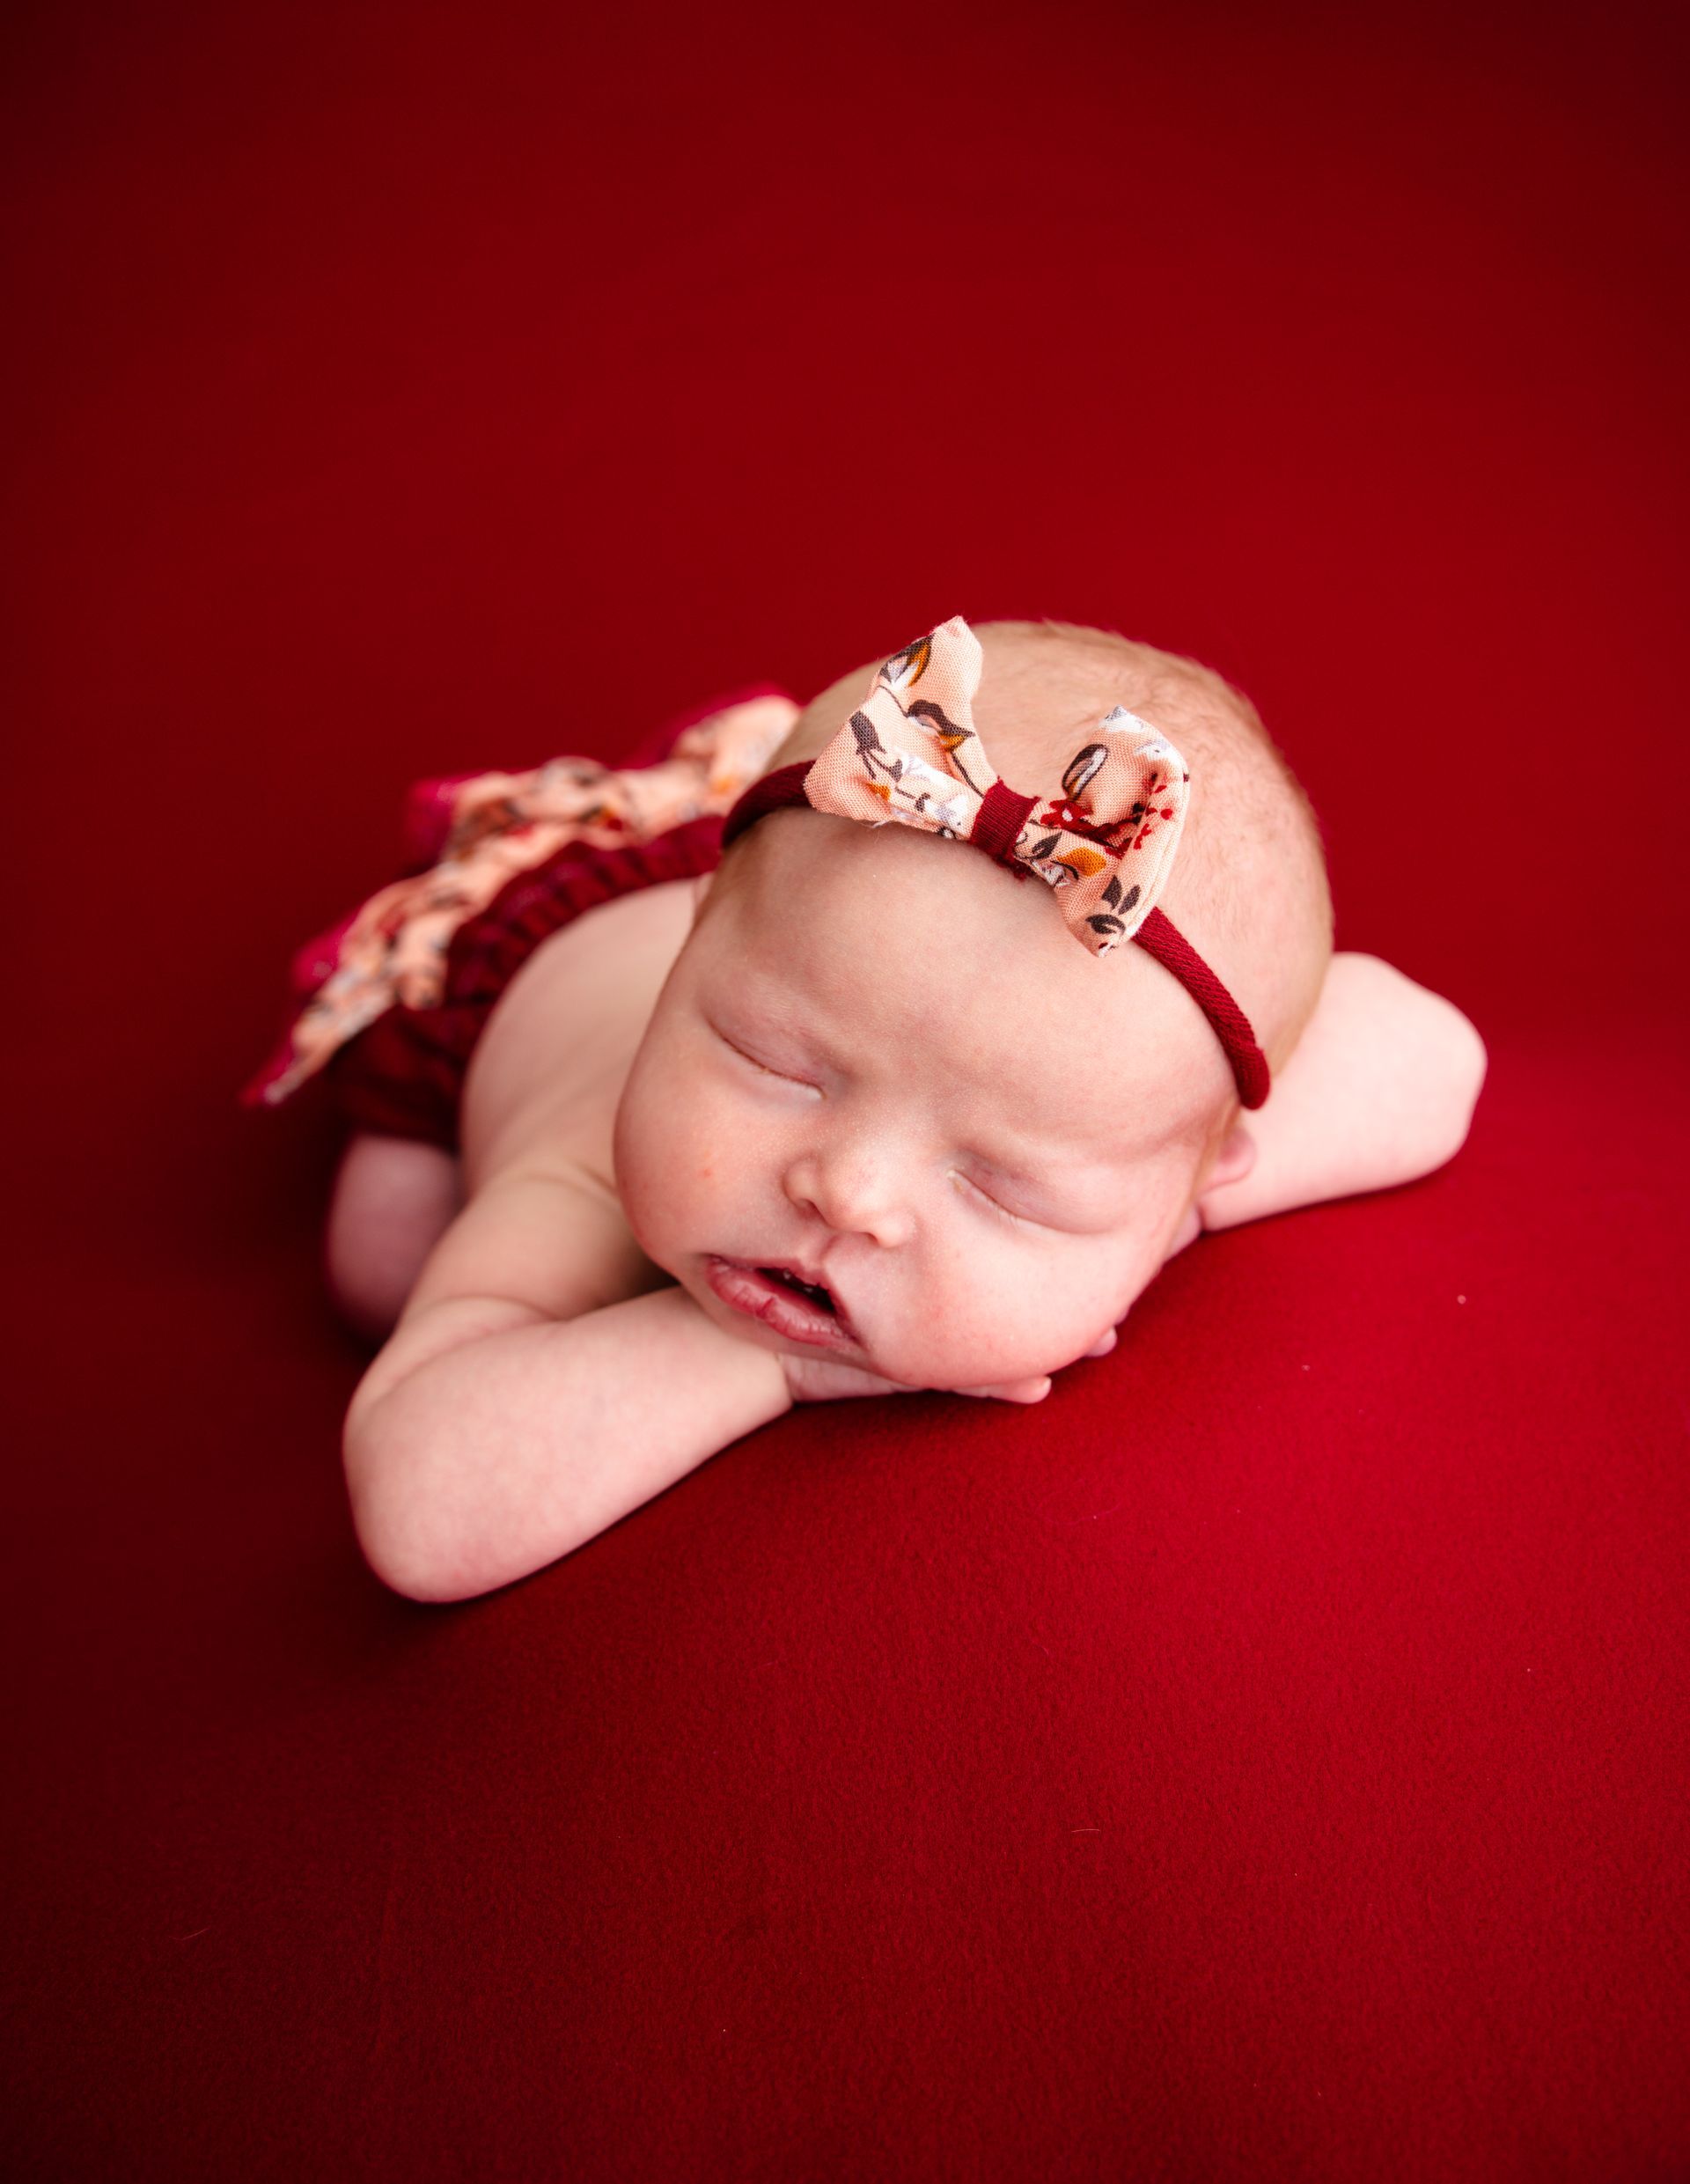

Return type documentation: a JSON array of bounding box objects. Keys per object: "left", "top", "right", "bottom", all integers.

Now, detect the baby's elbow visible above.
[
  {"left": 344, "top": 1435, "right": 487, "bottom": 1605},
  {"left": 346, "top": 1438, "right": 584, "bottom": 1603},
  {"left": 350, "top": 1490, "right": 467, "bottom": 1605},
  {"left": 363, "top": 1542, "right": 462, "bottom": 1607},
  {"left": 1422, "top": 993, "right": 1488, "bottom": 1173}
]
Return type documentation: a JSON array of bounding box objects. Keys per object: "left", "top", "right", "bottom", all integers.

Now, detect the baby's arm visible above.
[
  {"left": 342, "top": 1170, "right": 1043, "bottom": 1602},
  {"left": 1192, "top": 952, "right": 1487, "bottom": 1238},
  {"left": 341, "top": 1172, "right": 797, "bottom": 1602},
  {"left": 347, "top": 1282, "right": 793, "bottom": 1603}
]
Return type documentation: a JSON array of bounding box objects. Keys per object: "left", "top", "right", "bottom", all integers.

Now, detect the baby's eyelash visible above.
[
  {"left": 951, "top": 1168, "right": 1042, "bottom": 1232},
  {"left": 717, "top": 1030, "right": 814, "bottom": 1090}
]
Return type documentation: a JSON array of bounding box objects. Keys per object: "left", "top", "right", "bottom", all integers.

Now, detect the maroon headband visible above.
[{"left": 721, "top": 761, "right": 1271, "bottom": 1109}]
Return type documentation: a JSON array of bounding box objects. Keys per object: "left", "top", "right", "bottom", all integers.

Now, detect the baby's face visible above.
[{"left": 613, "top": 815, "right": 1229, "bottom": 1392}]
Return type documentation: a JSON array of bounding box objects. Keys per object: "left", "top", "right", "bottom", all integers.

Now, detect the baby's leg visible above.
[{"left": 324, "top": 1132, "right": 465, "bottom": 1342}]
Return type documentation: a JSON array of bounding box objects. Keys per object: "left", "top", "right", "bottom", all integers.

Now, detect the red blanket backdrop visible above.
[{"left": 6, "top": 1, "right": 1686, "bottom": 2175}]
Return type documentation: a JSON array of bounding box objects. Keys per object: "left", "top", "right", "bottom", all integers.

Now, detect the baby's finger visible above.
[
  {"left": 1084, "top": 1328, "right": 1118, "bottom": 1358},
  {"left": 956, "top": 1376, "right": 1052, "bottom": 1404}
]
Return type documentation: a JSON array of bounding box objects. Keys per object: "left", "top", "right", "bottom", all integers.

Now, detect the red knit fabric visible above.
[
  {"left": 1136, "top": 908, "right": 1273, "bottom": 1109},
  {"left": 719, "top": 759, "right": 813, "bottom": 848},
  {"left": 324, "top": 814, "right": 728, "bottom": 1151},
  {"left": 968, "top": 778, "right": 1040, "bottom": 865}
]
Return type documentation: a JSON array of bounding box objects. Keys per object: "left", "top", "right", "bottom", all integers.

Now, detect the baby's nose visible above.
[{"left": 783, "top": 1147, "right": 915, "bottom": 1249}]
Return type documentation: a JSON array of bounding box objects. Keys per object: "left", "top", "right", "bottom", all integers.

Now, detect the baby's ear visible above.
[{"left": 1204, "top": 1118, "right": 1257, "bottom": 1194}]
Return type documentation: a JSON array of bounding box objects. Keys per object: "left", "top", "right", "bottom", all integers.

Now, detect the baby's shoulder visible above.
[
  {"left": 410, "top": 1156, "right": 670, "bottom": 1324},
  {"left": 460, "top": 874, "right": 699, "bottom": 1193}
]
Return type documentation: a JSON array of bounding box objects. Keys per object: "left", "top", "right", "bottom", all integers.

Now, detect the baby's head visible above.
[{"left": 614, "top": 617, "right": 1332, "bottom": 1390}]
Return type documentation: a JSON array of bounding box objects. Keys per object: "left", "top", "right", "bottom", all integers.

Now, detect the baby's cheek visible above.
[
  {"left": 904, "top": 1244, "right": 1111, "bottom": 1388},
  {"left": 622, "top": 1067, "right": 777, "bottom": 1280},
  {"left": 615, "top": 1060, "right": 720, "bottom": 1257}
]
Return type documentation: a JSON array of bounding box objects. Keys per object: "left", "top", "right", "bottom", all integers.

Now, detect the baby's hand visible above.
[
  {"left": 782, "top": 1354, "right": 1053, "bottom": 1407},
  {"left": 782, "top": 1327, "right": 1118, "bottom": 1408}
]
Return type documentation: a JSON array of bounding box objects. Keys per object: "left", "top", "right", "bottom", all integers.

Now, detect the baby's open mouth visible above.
[
  {"left": 759, "top": 1267, "right": 836, "bottom": 1314},
  {"left": 703, "top": 1256, "right": 859, "bottom": 1351}
]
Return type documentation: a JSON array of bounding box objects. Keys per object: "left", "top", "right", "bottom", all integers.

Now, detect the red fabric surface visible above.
[{"left": 5, "top": 3, "right": 1687, "bottom": 2177}]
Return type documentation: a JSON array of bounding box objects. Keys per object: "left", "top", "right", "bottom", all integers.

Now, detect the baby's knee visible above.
[{"left": 323, "top": 1133, "right": 463, "bottom": 1341}]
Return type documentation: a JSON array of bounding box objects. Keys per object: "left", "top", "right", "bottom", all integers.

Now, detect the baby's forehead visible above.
[{"left": 700, "top": 813, "right": 1220, "bottom": 1160}]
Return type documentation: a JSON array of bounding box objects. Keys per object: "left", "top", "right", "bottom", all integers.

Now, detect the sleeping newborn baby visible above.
[{"left": 246, "top": 614, "right": 1485, "bottom": 1600}]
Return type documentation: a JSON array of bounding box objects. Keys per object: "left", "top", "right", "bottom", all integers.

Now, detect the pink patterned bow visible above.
[{"left": 801, "top": 614, "right": 1188, "bottom": 957}]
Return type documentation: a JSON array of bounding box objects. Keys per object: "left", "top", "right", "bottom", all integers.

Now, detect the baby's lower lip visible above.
[{"left": 703, "top": 1256, "right": 861, "bottom": 1353}]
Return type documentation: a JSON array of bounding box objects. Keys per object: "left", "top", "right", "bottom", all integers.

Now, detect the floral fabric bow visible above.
[{"left": 802, "top": 614, "right": 1188, "bottom": 957}]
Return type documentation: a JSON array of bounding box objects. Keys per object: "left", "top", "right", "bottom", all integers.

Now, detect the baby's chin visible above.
[
  {"left": 797, "top": 1304, "right": 1091, "bottom": 1394},
  {"left": 695, "top": 1218, "right": 1176, "bottom": 1389}
]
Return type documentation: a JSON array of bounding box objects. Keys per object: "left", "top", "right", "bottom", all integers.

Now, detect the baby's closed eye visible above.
[
  {"left": 713, "top": 1026, "right": 819, "bottom": 1093},
  {"left": 712, "top": 1013, "right": 1053, "bottom": 1230},
  {"left": 948, "top": 1168, "right": 1048, "bottom": 1232}
]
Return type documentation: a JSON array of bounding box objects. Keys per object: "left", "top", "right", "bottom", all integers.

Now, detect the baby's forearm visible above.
[{"left": 344, "top": 1285, "right": 791, "bottom": 1602}]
